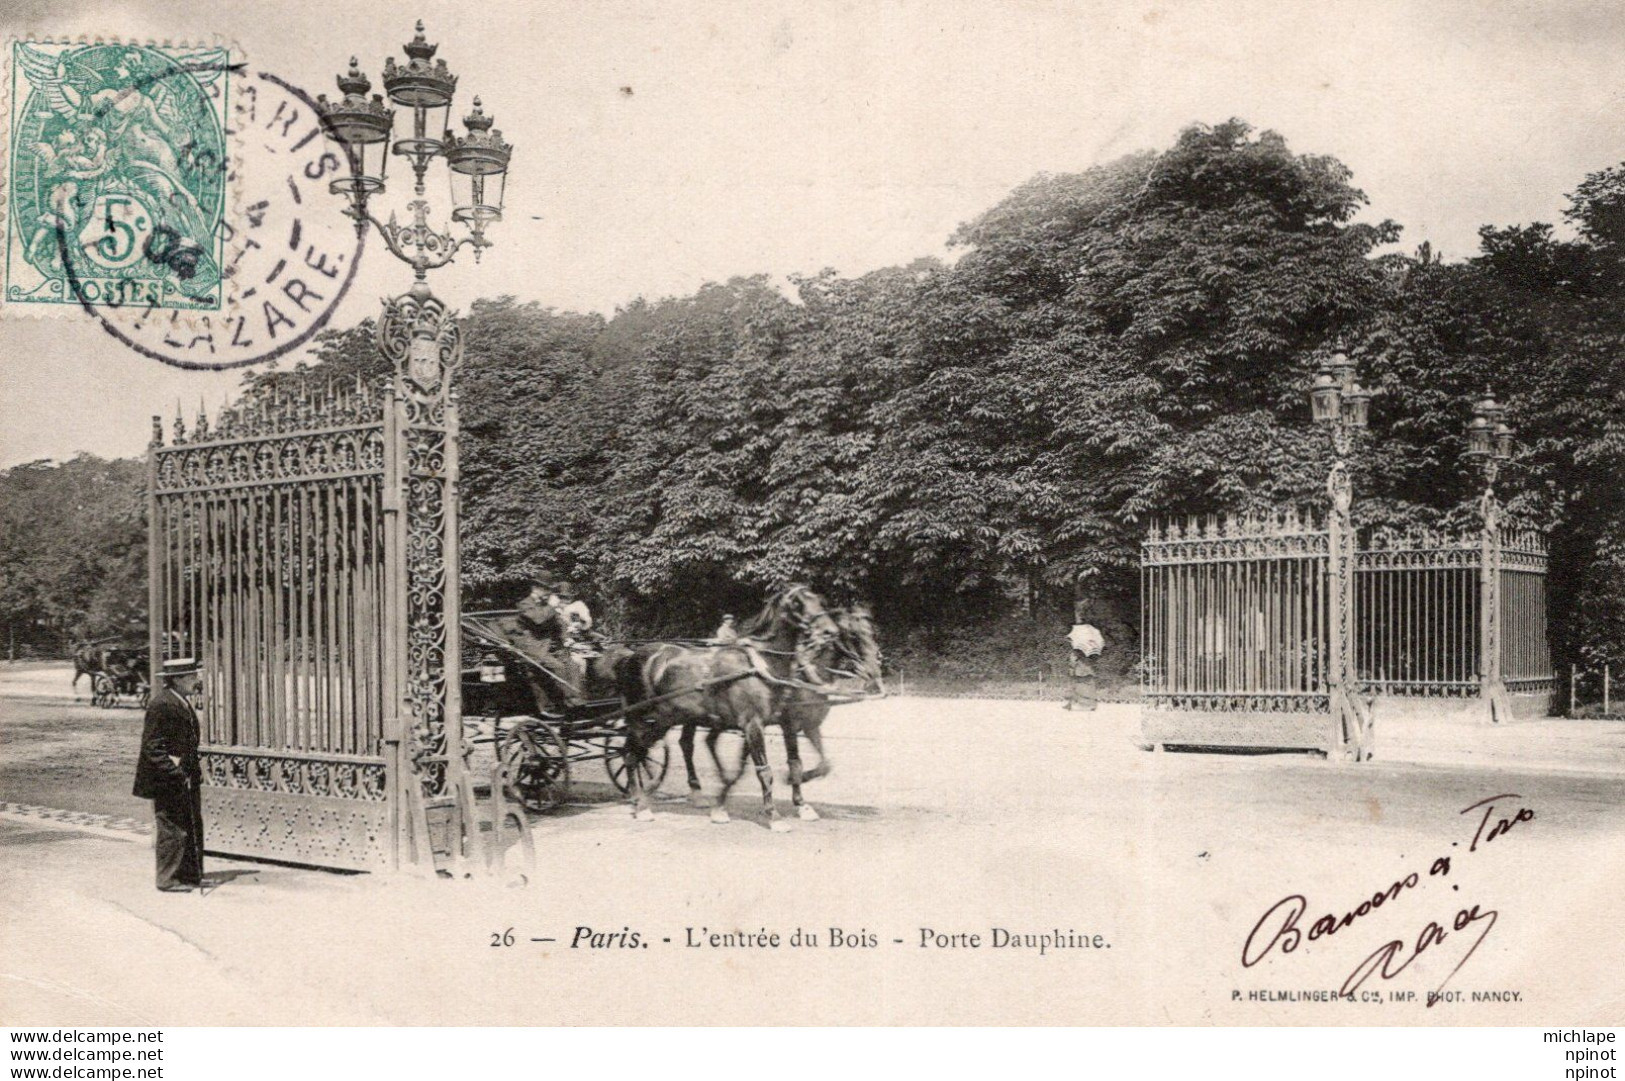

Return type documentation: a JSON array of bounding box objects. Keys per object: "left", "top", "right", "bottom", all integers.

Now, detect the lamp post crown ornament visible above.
[
  {"left": 315, "top": 19, "right": 512, "bottom": 275},
  {"left": 382, "top": 21, "right": 458, "bottom": 102},
  {"left": 316, "top": 21, "right": 512, "bottom": 400}
]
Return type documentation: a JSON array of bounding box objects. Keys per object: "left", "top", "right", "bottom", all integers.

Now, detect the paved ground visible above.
[{"left": 2, "top": 663, "right": 1622, "bottom": 1025}]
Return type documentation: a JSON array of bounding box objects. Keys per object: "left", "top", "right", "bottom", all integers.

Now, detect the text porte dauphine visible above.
[{"left": 568, "top": 926, "right": 1110, "bottom": 956}]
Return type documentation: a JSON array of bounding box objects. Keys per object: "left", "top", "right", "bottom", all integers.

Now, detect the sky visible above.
[{"left": 2, "top": 0, "right": 1622, "bottom": 466}]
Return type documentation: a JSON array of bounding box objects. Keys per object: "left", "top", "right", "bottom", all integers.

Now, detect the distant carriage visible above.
[{"left": 72, "top": 640, "right": 151, "bottom": 708}]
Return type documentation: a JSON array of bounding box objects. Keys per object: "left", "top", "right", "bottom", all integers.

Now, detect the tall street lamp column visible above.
[
  {"left": 1309, "top": 350, "right": 1373, "bottom": 761},
  {"left": 317, "top": 21, "right": 514, "bottom": 869},
  {"left": 1463, "top": 388, "right": 1515, "bottom": 723}
]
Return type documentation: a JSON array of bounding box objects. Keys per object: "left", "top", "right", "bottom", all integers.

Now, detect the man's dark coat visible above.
[
  {"left": 133, "top": 685, "right": 201, "bottom": 799},
  {"left": 511, "top": 594, "right": 567, "bottom": 654}
]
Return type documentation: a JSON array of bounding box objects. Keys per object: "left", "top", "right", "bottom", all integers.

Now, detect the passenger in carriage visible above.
[
  {"left": 551, "top": 581, "right": 594, "bottom": 644},
  {"left": 511, "top": 580, "right": 584, "bottom": 710},
  {"left": 711, "top": 614, "right": 739, "bottom": 645}
]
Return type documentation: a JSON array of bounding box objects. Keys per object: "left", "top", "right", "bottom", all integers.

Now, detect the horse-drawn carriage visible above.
[
  {"left": 461, "top": 610, "right": 670, "bottom": 812},
  {"left": 460, "top": 586, "right": 884, "bottom": 828},
  {"left": 72, "top": 639, "right": 151, "bottom": 709}
]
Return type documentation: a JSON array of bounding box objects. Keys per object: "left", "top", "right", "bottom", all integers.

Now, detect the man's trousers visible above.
[{"left": 152, "top": 785, "right": 204, "bottom": 890}]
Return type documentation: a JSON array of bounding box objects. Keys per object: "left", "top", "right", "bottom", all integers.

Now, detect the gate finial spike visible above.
[{"left": 150, "top": 415, "right": 163, "bottom": 447}]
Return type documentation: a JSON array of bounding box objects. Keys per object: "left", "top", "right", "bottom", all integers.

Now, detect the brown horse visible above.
[
  {"left": 612, "top": 585, "right": 840, "bottom": 831},
  {"left": 71, "top": 642, "right": 96, "bottom": 691},
  {"left": 679, "top": 604, "right": 884, "bottom": 821},
  {"left": 70, "top": 639, "right": 110, "bottom": 691}
]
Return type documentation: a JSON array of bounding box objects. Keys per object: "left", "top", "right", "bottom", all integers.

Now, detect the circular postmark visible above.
[{"left": 58, "top": 65, "right": 364, "bottom": 370}]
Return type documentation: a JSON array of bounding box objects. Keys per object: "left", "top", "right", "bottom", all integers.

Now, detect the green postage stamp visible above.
[{"left": 4, "top": 40, "right": 233, "bottom": 312}]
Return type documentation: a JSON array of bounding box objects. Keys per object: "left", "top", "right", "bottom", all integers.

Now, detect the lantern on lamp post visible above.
[
  {"left": 316, "top": 21, "right": 512, "bottom": 281},
  {"left": 1309, "top": 350, "right": 1372, "bottom": 464},
  {"left": 1463, "top": 386, "right": 1515, "bottom": 517}
]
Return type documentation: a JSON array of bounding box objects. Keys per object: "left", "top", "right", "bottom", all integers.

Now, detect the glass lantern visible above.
[
  {"left": 315, "top": 60, "right": 395, "bottom": 217},
  {"left": 382, "top": 22, "right": 458, "bottom": 193},
  {"left": 1344, "top": 384, "right": 1371, "bottom": 429},
  {"left": 1310, "top": 371, "right": 1341, "bottom": 423},
  {"left": 445, "top": 98, "right": 512, "bottom": 246}
]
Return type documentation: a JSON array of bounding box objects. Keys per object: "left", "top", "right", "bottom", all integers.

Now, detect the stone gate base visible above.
[{"left": 1140, "top": 708, "right": 1340, "bottom": 755}]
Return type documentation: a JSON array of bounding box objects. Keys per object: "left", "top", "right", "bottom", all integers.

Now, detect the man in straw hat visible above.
[{"left": 133, "top": 658, "right": 205, "bottom": 892}]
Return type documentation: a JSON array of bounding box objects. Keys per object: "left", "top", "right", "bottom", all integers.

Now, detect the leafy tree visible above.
[
  {"left": 914, "top": 120, "right": 1400, "bottom": 615},
  {"left": 0, "top": 456, "right": 148, "bottom": 653},
  {"left": 8, "top": 120, "right": 1622, "bottom": 677}
]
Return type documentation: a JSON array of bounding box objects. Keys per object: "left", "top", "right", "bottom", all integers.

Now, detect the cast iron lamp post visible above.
[
  {"left": 1463, "top": 388, "right": 1516, "bottom": 720},
  {"left": 1308, "top": 349, "right": 1373, "bottom": 760},
  {"left": 314, "top": 21, "right": 513, "bottom": 864}
]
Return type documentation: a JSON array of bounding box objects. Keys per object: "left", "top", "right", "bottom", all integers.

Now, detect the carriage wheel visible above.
[
  {"left": 604, "top": 734, "right": 670, "bottom": 795},
  {"left": 91, "top": 674, "right": 115, "bottom": 709},
  {"left": 498, "top": 720, "right": 571, "bottom": 813}
]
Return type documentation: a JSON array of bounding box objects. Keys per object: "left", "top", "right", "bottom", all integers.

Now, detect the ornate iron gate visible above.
[
  {"left": 1353, "top": 525, "right": 1553, "bottom": 713},
  {"left": 1141, "top": 513, "right": 1551, "bottom": 755},
  {"left": 147, "top": 290, "right": 466, "bottom": 871},
  {"left": 1139, "top": 511, "right": 1356, "bottom": 755}
]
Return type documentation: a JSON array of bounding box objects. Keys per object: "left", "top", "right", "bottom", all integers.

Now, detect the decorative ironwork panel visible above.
[
  {"left": 1500, "top": 567, "right": 1553, "bottom": 692},
  {"left": 1140, "top": 508, "right": 1551, "bottom": 749},
  {"left": 1351, "top": 525, "right": 1549, "bottom": 701},
  {"left": 378, "top": 286, "right": 463, "bottom": 804},
  {"left": 1142, "top": 511, "right": 1332, "bottom": 713},
  {"left": 1353, "top": 531, "right": 1482, "bottom": 697},
  {"left": 1145, "top": 693, "right": 1332, "bottom": 714},
  {"left": 149, "top": 376, "right": 400, "bottom": 871},
  {"left": 148, "top": 289, "right": 468, "bottom": 871},
  {"left": 201, "top": 788, "right": 390, "bottom": 872},
  {"left": 1142, "top": 510, "right": 1328, "bottom": 566}
]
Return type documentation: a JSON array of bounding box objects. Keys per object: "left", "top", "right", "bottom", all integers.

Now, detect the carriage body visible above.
[{"left": 459, "top": 613, "right": 669, "bottom": 812}]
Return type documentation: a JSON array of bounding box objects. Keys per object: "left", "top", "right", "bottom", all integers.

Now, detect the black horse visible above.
[
  {"left": 612, "top": 585, "right": 840, "bottom": 832},
  {"left": 678, "top": 604, "right": 884, "bottom": 821}
]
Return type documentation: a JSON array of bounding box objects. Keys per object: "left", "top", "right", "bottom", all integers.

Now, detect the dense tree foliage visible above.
[
  {"left": 5, "top": 119, "right": 1621, "bottom": 675},
  {"left": 0, "top": 456, "right": 147, "bottom": 653}
]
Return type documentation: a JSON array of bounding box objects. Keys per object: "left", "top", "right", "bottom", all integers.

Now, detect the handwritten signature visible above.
[{"left": 1241, "top": 793, "right": 1534, "bottom": 1006}]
